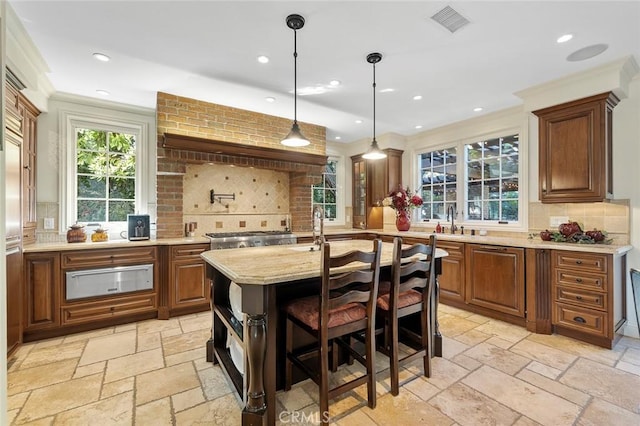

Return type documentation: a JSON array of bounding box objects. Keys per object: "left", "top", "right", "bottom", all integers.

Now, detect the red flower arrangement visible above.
[{"left": 382, "top": 186, "right": 423, "bottom": 212}]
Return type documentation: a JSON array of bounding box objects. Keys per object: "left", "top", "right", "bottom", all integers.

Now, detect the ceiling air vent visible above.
[{"left": 431, "top": 5, "right": 470, "bottom": 33}]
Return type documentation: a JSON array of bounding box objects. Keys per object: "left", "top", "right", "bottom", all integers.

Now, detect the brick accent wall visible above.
[{"left": 156, "top": 92, "right": 326, "bottom": 237}]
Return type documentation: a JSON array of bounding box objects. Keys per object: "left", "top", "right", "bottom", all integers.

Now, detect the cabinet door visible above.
[
  {"left": 21, "top": 101, "right": 39, "bottom": 242},
  {"left": 437, "top": 241, "right": 465, "bottom": 303},
  {"left": 169, "top": 244, "right": 211, "bottom": 312},
  {"left": 171, "top": 261, "right": 209, "bottom": 307},
  {"left": 351, "top": 156, "right": 366, "bottom": 228},
  {"left": 465, "top": 244, "right": 525, "bottom": 317},
  {"left": 24, "top": 252, "right": 61, "bottom": 331},
  {"left": 7, "top": 247, "right": 23, "bottom": 356},
  {"left": 535, "top": 92, "right": 618, "bottom": 203}
]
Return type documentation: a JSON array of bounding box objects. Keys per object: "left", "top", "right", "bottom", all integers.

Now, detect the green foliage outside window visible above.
[
  {"left": 76, "top": 129, "right": 136, "bottom": 223},
  {"left": 312, "top": 160, "right": 338, "bottom": 220}
]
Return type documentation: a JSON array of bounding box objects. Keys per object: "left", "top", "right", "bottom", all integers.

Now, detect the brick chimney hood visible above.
[{"left": 163, "top": 132, "right": 328, "bottom": 168}]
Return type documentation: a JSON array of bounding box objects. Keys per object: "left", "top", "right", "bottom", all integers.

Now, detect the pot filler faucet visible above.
[
  {"left": 447, "top": 205, "right": 458, "bottom": 234},
  {"left": 313, "top": 205, "right": 324, "bottom": 247}
]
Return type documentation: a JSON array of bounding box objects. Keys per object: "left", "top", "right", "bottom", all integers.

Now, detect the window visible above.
[
  {"left": 416, "top": 132, "right": 522, "bottom": 227},
  {"left": 59, "top": 101, "right": 154, "bottom": 233},
  {"left": 466, "top": 134, "right": 519, "bottom": 222},
  {"left": 76, "top": 129, "right": 137, "bottom": 222},
  {"left": 312, "top": 159, "right": 338, "bottom": 220},
  {"left": 419, "top": 148, "right": 458, "bottom": 221}
]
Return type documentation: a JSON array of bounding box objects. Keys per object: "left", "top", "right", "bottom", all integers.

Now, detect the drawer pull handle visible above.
[
  {"left": 595, "top": 281, "right": 600, "bottom": 286},
  {"left": 575, "top": 295, "right": 583, "bottom": 300},
  {"left": 576, "top": 278, "right": 583, "bottom": 283},
  {"left": 595, "top": 298, "right": 599, "bottom": 303},
  {"left": 573, "top": 316, "right": 586, "bottom": 324},
  {"left": 575, "top": 260, "right": 582, "bottom": 264}
]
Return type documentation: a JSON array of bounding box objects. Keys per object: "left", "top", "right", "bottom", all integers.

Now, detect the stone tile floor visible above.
[{"left": 6, "top": 305, "right": 640, "bottom": 425}]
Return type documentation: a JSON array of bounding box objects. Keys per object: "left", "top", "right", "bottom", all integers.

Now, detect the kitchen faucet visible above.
[
  {"left": 447, "top": 205, "right": 458, "bottom": 234},
  {"left": 312, "top": 206, "right": 324, "bottom": 247}
]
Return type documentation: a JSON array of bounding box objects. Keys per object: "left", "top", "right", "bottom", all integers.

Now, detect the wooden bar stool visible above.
[
  {"left": 377, "top": 235, "right": 436, "bottom": 396},
  {"left": 282, "top": 239, "right": 382, "bottom": 424}
]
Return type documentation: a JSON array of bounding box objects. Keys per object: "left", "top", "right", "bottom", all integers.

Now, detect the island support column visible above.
[{"left": 241, "top": 284, "right": 272, "bottom": 426}]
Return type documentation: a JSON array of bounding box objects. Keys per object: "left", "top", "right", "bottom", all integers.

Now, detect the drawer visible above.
[
  {"left": 62, "top": 293, "right": 157, "bottom": 325},
  {"left": 554, "top": 285, "right": 606, "bottom": 310},
  {"left": 62, "top": 247, "right": 157, "bottom": 269},
  {"left": 171, "top": 244, "right": 210, "bottom": 260},
  {"left": 553, "top": 303, "right": 607, "bottom": 337},
  {"left": 553, "top": 252, "right": 607, "bottom": 273},
  {"left": 437, "top": 241, "right": 464, "bottom": 257},
  {"left": 555, "top": 270, "right": 606, "bottom": 291}
]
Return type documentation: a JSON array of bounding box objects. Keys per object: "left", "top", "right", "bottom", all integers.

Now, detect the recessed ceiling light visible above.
[
  {"left": 473, "top": 107, "right": 483, "bottom": 112},
  {"left": 329, "top": 80, "right": 341, "bottom": 86},
  {"left": 566, "top": 44, "right": 608, "bottom": 62},
  {"left": 557, "top": 34, "right": 573, "bottom": 43},
  {"left": 335, "top": 136, "right": 341, "bottom": 140},
  {"left": 96, "top": 89, "right": 110, "bottom": 96},
  {"left": 413, "top": 95, "right": 423, "bottom": 101},
  {"left": 257, "top": 55, "right": 269, "bottom": 64},
  {"left": 92, "top": 52, "right": 110, "bottom": 62},
  {"left": 380, "top": 88, "right": 394, "bottom": 93},
  {"left": 265, "top": 96, "right": 276, "bottom": 102},
  {"left": 415, "top": 125, "right": 423, "bottom": 129},
  {"left": 355, "top": 119, "right": 363, "bottom": 124}
]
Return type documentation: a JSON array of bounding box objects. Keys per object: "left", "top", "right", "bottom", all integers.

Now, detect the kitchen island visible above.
[{"left": 201, "top": 239, "right": 448, "bottom": 426}]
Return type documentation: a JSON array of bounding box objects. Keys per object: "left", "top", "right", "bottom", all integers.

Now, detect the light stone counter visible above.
[
  {"left": 298, "top": 229, "right": 632, "bottom": 256},
  {"left": 201, "top": 239, "right": 448, "bottom": 285},
  {"left": 23, "top": 236, "right": 210, "bottom": 253}
]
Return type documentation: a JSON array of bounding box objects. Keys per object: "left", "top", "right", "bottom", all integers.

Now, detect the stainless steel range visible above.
[{"left": 205, "top": 231, "right": 297, "bottom": 250}]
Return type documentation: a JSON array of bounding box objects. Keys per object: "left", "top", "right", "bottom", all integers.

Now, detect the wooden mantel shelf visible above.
[{"left": 162, "top": 133, "right": 328, "bottom": 167}]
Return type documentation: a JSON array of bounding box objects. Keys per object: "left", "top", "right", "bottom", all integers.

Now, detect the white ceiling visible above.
[{"left": 9, "top": 1, "right": 640, "bottom": 143}]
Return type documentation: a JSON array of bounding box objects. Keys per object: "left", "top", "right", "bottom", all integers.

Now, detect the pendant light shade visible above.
[
  {"left": 362, "top": 52, "right": 387, "bottom": 160},
  {"left": 281, "top": 14, "right": 310, "bottom": 147}
]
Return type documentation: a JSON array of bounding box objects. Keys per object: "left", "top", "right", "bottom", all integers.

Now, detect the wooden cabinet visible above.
[
  {"left": 20, "top": 99, "right": 40, "bottom": 244},
  {"left": 534, "top": 92, "right": 619, "bottom": 203},
  {"left": 23, "top": 247, "right": 159, "bottom": 342},
  {"left": 5, "top": 80, "right": 40, "bottom": 245},
  {"left": 167, "top": 244, "right": 211, "bottom": 316},
  {"left": 23, "top": 252, "right": 61, "bottom": 335},
  {"left": 437, "top": 240, "right": 465, "bottom": 304},
  {"left": 351, "top": 148, "right": 402, "bottom": 229},
  {"left": 7, "top": 247, "right": 23, "bottom": 356},
  {"left": 465, "top": 244, "right": 525, "bottom": 321},
  {"left": 551, "top": 250, "right": 624, "bottom": 348}
]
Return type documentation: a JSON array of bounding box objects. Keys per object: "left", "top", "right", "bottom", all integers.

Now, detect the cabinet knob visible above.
[
  {"left": 23, "top": 165, "right": 31, "bottom": 170},
  {"left": 575, "top": 260, "right": 583, "bottom": 265},
  {"left": 573, "top": 316, "right": 586, "bottom": 324},
  {"left": 575, "top": 278, "right": 583, "bottom": 283},
  {"left": 575, "top": 295, "right": 583, "bottom": 300}
]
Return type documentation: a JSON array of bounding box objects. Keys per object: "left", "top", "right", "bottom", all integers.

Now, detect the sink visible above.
[{"left": 287, "top": 245, "right": 320, "bottom": 252}]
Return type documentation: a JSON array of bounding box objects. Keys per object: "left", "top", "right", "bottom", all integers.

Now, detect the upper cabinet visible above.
[
  {"left": 534, "top": 92, "right": 619, "bottom": 203},
  {"left": 351, "top": 148, "right": 402, "bottom": 229},
  {"left": 21, "top": 99, "right": 40, "bottom": 244}
]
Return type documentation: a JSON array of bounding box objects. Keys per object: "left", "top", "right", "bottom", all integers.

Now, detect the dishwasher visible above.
[{"left": 66, "top": 264, "right": 154, "bottom": 300}]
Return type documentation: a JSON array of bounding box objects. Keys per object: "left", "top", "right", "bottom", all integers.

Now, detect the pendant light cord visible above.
[
  {"left": 372, "top": 60, "right": 376, "bottom": 141},
  {"left": 293, "top": 29, "right": 298, "bottom": 124}
]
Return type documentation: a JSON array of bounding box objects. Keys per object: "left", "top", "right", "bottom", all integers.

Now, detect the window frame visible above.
[
  {"left": 412, "top": 124, "right": 528, "bottom": 232},
  {"left": 313, "top": 154, "right": 346, "bottom": 227},
  {"left": 59, "top": 105, "right": 154, "bottom": 235}
]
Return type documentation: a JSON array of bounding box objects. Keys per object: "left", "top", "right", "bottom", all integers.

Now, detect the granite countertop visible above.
[
  {"left": 201, "top": 240, "right": 449, "bottom": 285},
  {"left": 306, "top": 228, "right": 632, "bottom": 256},
  {"left": 22, "top": 236, "right": 210, "bottom": 253}
]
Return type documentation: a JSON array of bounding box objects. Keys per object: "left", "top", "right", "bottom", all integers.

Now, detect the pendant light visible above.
[
  {"left": 362, "top": 52, "right": 387, "bottom": 160},
  {"left": 281, "top": 14, "right": 310, "bottom": 147}
]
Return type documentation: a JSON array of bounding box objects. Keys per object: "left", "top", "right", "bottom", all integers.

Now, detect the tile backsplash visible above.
[{"left": 183, "top": 164, "right": 291, "bottom": 233}]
